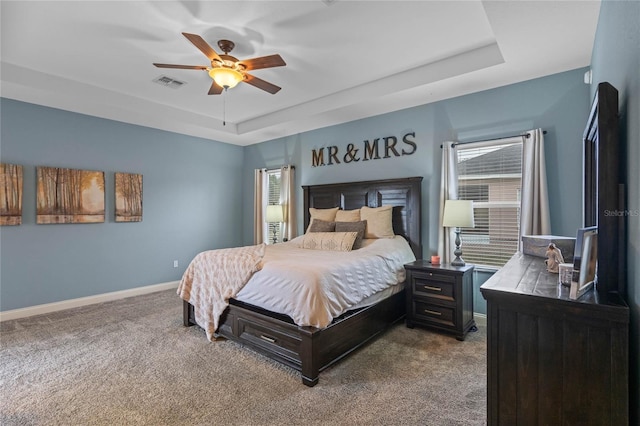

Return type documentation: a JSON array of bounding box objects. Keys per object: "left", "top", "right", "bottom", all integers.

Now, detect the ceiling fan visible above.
[{"left": 154, "top": 32, "right": 286, "bottom": 95}]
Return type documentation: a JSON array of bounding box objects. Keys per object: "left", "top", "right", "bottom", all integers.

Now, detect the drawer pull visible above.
[
  {"left": 260, "top": 335, "right": 276, "bottom": 343},
  {"left": 424, "top": 309, "right": 442, "bottom": 316},
  {"left": 424, "top": 285, "right": 442, "bottom": 292}
]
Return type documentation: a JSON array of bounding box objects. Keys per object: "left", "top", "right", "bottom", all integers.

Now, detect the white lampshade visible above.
[
  {"left": 442, "top": 200, "right": 475, "bottom": 228},
  {"left": 265, "top": 205, "right": 284, "bottom": 223}
]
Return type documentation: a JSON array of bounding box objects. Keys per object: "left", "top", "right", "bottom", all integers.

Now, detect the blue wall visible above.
[
  {"left": 0, "top": 99, "right": 244, "bottom": 311},
  {"left": 590, "top": 0, "right": 640, "bottom": 421},
  {"left": 243, "top": 68, "right": 591, "bottom": 314},
  {"left": 1, "top": 67, "right": 594, "bottom": 317}
]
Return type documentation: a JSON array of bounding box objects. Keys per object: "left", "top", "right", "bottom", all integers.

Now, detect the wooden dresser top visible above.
[{"left": 480, "top": 252, "right": 628, "bottom": 322}]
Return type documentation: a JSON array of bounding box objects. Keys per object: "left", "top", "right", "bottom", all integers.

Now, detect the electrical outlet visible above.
[{"left": 173, "top": 260, "right": 178, "bottom": 268}]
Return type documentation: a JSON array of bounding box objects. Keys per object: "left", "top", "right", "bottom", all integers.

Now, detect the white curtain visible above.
[
  {"left": 438, "top": 141, "right": 459, "bottom": 263},
  {"left": 280, "top": 165, "right": 297, "bottom": 241},
  {"left": 519, "top": 128, "right": 551, "bottom": 250},
  {"left": 253, "top": 168, "right": 267, "bottom": 244}
]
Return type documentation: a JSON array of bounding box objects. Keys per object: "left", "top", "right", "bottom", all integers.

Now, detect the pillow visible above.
[
  {"left": 307, "top": 207, "right": 339, "bottom": 231},
  {"left": 335, "top": 221, "right": 366, "bottom": 249},
  {"left": 307, "top": 219, "right": 335, "bottom": 233},
  {"left": 301, "top": 232, "right": 358, "bottom": 251},
  {"left": 335, "top": 209, "right": 361, "bottom": 222},
  {"left": 360, "top": 205, "right": 394, "bottom": 239},
  {"left": 309, "top": 207, "right": 339, "bottom": 222}
]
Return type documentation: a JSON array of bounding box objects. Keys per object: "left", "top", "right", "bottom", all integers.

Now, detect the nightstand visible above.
[{"left": 404, "top": 260, "right": 475, "bottom": 340}]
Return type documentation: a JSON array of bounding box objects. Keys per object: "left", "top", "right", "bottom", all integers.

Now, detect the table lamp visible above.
[
  {"left": 265, "top": 205, "right": 284, "bottom": 244},
  {"left": 442, "top": 200, "right": 475, "bottom": 266}
]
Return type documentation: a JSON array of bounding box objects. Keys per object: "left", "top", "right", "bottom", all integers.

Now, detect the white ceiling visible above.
[{"left": 1, "top": 1, "right": 601, "bottom": 146}]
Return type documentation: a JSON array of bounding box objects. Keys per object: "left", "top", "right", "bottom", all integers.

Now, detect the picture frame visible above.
[
  {"left": 570, "top": 226, "right": 598, "bottom": 300},
  {"left": 37, "top": 166, "right": 105, "bottom": 224},
  {"left": 0, "top": 163, "right": 23, "bottom": 226},
  {"left": 115, "top": 172, "right": 143, "bottom": 222}
]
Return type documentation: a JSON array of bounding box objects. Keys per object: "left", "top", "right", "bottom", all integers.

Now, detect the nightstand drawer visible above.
[
  {"left": 412, "top": 276, "right": 454, "bottom": 302},
  {"left": 413, "top": 300, "right": 455, "bottom": 327},
  {"left": 412, "top": 271, "right": 456, "bottom": 284}
]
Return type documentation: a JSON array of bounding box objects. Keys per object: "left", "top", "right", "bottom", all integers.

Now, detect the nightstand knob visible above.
[{"left": 429, "top": 272, "right": 433, "bottom": 276}]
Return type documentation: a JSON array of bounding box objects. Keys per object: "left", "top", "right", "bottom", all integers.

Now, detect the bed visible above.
[{"left": 181, "top": 177, "right": 422, "bottom": 386}]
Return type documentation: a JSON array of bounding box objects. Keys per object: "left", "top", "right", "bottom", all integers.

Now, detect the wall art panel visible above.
[
  {"left": 37, "top": 166, "right": 105, "bottom": 224},
  {"left": 115, "top": 172, "right": 143, "bottom": 222},
  {"left": 0, "top": 163, "right": 23, "bottom": 225}
]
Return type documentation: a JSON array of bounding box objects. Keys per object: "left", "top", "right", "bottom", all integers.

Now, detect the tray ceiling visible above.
[{"left": 0, "top": 1, "right": 600, "bottom": 146}]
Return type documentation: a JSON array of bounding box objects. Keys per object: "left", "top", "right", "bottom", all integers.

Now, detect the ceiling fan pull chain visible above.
[{"left": 223, "top": 89, "right": 226, "bottom": 126}]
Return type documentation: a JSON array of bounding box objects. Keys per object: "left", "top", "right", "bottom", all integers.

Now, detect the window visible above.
[
  {"left": 456, "top": 140, "right": 523, "bottom": 267},
  {"left": 265, "top": 169, "right": 281, "bottom": 244}
]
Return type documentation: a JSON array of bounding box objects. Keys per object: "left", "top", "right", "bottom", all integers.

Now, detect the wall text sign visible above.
[{"left": 311, "top": 132, "right": 417, "bottom": 167}]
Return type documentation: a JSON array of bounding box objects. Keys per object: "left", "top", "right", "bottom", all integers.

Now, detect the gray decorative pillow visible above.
[
  {"left": 335, "top": 220, "right": 366, "bottom": 249},
  {"left": 307, "top": 219, "right": 336, "bottom": 233}
]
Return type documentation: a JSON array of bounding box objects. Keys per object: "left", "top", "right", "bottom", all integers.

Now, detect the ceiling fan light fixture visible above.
[
  {"left": 208, "top": 67, "right": 243, "bottom": 89},
  {"left": 155, "top": 33, "right": 284, "bottom": 95}
]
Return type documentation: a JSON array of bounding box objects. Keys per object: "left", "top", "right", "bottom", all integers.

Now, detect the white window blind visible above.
[
  {"left": 456, "top": 141, "right": 523, "bottom": 267},
  {"left": 266, "top": 169, "right": 282, "bottom": 243}
]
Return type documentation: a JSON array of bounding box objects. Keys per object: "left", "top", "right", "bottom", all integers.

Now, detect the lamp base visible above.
[
  {"left": 451, "top": 228, "right": 465, "bottom": 266},
  {"left": 451, "top": 257, "right": 466, "bottom": 267},
  {"left": 271, "top": 229, "right": 278, "bottom": 245}
]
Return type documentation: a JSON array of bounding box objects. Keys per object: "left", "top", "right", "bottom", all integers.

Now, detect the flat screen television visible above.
[{"left": 582, "top": 82, "right": 625, "bottom": 300}]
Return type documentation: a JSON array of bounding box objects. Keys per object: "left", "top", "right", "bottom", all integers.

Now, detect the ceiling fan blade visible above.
[
  {"left": 181, "top": 32, "right": 221, "bottom": 62},
  {"left": 243, "top": 73, "right": 281, "bottom": 94},
  {"left": 239, "top": 54, "right": 286, "bottom": 71},
  {"left": 208, "top": 80, "right": 223, "bottom": 95},
  {"left": 153, "top": 63, "right": 208, "bottom": 70}
]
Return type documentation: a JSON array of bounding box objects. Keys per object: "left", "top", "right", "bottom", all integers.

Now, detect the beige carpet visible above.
[{"left": 0, "top": 290, "right": 486, "bottom": 425}]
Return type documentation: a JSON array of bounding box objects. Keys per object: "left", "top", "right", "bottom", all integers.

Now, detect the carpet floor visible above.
[{"left": 0, "top": 289, "right": 487, "bottom": 425}]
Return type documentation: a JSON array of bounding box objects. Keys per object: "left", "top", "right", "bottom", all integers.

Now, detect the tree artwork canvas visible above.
[
  {"left": 115, "top": 172, "right": 142, "bottom": 222},
  {"left": 37, "top": 166, "right": 105, "bottom": 224},
  {"left": 0, "top": 163, "right": 23, "bottom": 226}
]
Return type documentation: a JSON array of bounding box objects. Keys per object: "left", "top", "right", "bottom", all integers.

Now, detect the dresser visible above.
[
  {"left": 404, "top": 261, "right": 475, "bottom": 340},
  {"left": 480, "top": 252, "right": 629, "bottom": 425}
]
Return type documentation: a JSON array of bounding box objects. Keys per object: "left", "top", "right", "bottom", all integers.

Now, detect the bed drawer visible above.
[{"left": 236, "top": 316, "right": 301, "bottom": 364}]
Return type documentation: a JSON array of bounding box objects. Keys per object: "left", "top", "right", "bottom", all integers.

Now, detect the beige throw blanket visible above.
[{"left": 177, "top": 244, "right": 266, "bottom": 341}]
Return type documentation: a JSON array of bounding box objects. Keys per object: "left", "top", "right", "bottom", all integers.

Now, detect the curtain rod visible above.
[
  {"left": 264, "top": 165, "right": 295, "bottom": 172},
  {"left": 440, "top": 130, "right": 547, "bottom": 148}
]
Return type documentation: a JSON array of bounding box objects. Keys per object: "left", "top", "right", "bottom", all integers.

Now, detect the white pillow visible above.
[
  {"left": 301, "top": 232, "right": 358, "bottom": 251},
  {"left": 335, "top": 209, "right": 361, "bottom": 222},
  {"left": 307, "top": 207, "right": 339, "bottom": 232},
  {"left": 360, "top": 205, "right": 394, "bottom": 238}
]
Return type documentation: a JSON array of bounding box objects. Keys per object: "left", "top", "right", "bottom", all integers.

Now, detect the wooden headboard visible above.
[{"left": 302, "top": 177, "right": 423, "bottom": 259}]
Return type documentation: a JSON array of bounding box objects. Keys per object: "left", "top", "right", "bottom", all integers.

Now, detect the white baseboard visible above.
[{"left": 0, "top": 281, "right": 180, "bottom": 322}]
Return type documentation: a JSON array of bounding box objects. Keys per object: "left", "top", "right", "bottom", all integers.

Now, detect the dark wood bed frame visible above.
[{"left": 183, "top": 177, "right": 423, "bottom": 386}]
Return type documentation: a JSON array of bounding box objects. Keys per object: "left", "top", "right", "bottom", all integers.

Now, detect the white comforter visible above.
[{"left": 235, "top": 235, "right": 416, "bottom": 329}]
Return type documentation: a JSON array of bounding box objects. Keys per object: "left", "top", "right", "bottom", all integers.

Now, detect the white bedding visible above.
[{"left": 235, "top": 235, "right": 416, "bottom": 328}]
